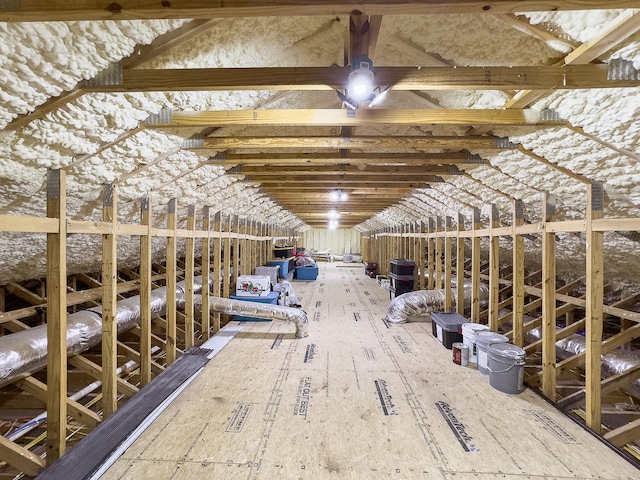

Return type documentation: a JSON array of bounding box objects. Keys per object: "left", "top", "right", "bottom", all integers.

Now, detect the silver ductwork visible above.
[
  {"left": 192, "top": 295, "right": 309, "bottom": 339},
  {"left": 384, "top": 280, "right": 489, "bottom": 324},
  {"left": 0, "top": 277, "right": 204, "bottom": 389},
  {"left": 525, "top": 327, "right": 640, "bottom": 400}
]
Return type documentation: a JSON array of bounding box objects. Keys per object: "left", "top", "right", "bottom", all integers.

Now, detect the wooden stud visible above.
[
  {"left": 0, "top": 435, "right": 45, "bottom": 477},
  {"left": 444, "top": 216, "right": 453, "bottom": 312},
  {"left": 201, "top": 207, "right": 211, "bottom": 340},
  {"left": 223, "top": 214, "right": 232, "bottom": 299},
  {"left": 101, "top": 183, "right": 118, "bottom": 418},
  {"left": 542, "top": 193, "right": 557, "bottom": 401},
  {"left": 586, "top": 182, "right": 604, "bottom": 433},
  {"left": 471, "top": 208, "right": 481, "bottom": 323},
  {"left": 46, "top": 169, "right": 68, "bottom": 465},
  {"left": 418, "top": 221, "right": 426, "bottom": 291},
  {"left": 139, "top": 197, "right": 152, "bottom": 386},
  {"left": 184, "top": 205, "right": 195, "bottom": 349},
  {"left": 435, "top": 217, "right": 442, "bottom": 289},
  {"left": 512, "top": 199, "right": 525, "bottom": 346},
  {"left": 456, "top": 213, "right": 465, "bottom": 315},
  {"left": 489, "top": 205, "right": 500, "bottom": 332},
  {"left": 166, "top": 198, "right": 178, "bottom": 365},
  {"left": 427, "top": 218, "right": 435, "bottom": 290},
  {"left": 213, "top": 212, "right": 222, "bottom": 332}
]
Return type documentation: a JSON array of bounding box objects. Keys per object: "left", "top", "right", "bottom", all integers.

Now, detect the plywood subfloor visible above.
[{"left": 102, "top": 263, "right": 639, "bottom": 479}]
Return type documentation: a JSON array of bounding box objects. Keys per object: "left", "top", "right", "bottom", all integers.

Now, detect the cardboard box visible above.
[{"left": 235, "top": 275, "right": 271, "bottom": 297}]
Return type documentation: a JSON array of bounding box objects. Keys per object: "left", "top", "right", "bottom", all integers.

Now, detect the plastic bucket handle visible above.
[{"left": 487, "top": 359, "right": 525, "bottom": 374}]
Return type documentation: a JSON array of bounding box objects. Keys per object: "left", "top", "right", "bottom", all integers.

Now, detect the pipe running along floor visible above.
[{"left": 101, "top": 262, "right": 639, "bottom": 479}]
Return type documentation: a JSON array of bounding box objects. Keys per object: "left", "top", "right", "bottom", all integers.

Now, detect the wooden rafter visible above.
[
  {"left": 80, "top": 65, "right": 638, "bottom": 93},
  {"left": 2, "top": 1, "right": 637, "bottom": 22}
]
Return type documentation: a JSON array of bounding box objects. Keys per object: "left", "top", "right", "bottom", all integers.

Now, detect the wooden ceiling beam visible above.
[
  {"left": 190, "top": 134, "right": 513, "bottom": 150},
  {"left": 83, "top": 65, "right": 637, "bottom": 93},
  {"left": 3, "top": 1, "right": 636, "bottom": 22},
  {"left": 149, "top": 108, "right": 561, "bottom": 129},
  {"left": 261, "top": 182, "right": 425, "bottom": 189},
  {"left": 209, "top": 152, "right": 471, "bottom": 165},
  {"left": 251, "top": 176, "right": 439, "bottom": 183},
  {"left": 237, "top": 165, "right": 453, "bottom": 175}
]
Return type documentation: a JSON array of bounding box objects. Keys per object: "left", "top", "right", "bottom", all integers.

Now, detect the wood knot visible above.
[{"left": 105, "top": 3, "right": 122, "bottom": 13}]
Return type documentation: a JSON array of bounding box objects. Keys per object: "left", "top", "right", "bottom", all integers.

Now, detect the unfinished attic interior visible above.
[{"left": 1, "top": 1, "right": 640, "bottom": 478}]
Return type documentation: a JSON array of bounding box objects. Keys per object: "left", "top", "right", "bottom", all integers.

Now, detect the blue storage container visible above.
[
  {"left": 229, "top": 292, "right": 279, "bottom": 321},
  {"left": 268, "top": 258, "right": 296, "bottom": 277},
  {"left": 295, "top": 266, "right": 318, "bottom": 280}
]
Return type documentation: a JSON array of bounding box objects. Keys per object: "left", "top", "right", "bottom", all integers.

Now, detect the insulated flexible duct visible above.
[
  {"left": 192, "top": 295, "right": 309, "bottom": 338},
  {"left": 0, "top": 277, "right": 204, "bottom": 389},
  {"left": 384, "top": 280, "right": 490, "bottom": 324}
]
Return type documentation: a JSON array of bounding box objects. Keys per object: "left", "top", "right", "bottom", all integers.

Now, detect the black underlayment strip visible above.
[{"left": 37, "top": 347, "right": 211, "bottom": 480}]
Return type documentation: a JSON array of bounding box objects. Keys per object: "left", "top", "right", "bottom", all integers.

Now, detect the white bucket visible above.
[
  {"left": 461, "top": 323, "right": 490, "bottom": 364},
  {"left": 487, "top": 343, "right": 526, "bottom": 394},
  {"left": 475, "top": 331, "right": 508, "bottom": 375}
]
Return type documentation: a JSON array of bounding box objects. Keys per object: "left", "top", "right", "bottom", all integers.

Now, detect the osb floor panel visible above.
[{"left": 102, "top": 263, "right": 639, "bottom": 480}]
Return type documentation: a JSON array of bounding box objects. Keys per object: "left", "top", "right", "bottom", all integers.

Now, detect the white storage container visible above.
[{"left": 235, "top": 275, "right": 272, "bottom": 297}]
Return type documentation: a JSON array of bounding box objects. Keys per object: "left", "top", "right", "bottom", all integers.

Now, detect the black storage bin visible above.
[
  {"left": 273, "top": 247, "right": 294, "bottom": 258},
  {"left": 390, "top": 273, "right": 414, "bottom": 294},
  {"left": 365, "top": 261, "right": 378, "bottom": 276},
  {"left": 390, "top": 258, "right": 415, "bottom": 275},
  {"left": 430, "top": 312, "right": 466, "bottom": 349}
]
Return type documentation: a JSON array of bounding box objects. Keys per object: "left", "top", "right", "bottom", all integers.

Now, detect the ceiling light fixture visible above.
[
  {"left": 328, "top": 219, "right": 339, "bottom": 230},
  {"left": 329, "top": 189, "right": 348, "bottom": 202},
  {"left": 348, "top": 56, "right": 375, "bottom": 102},
  {"left": 328, "top": 209, "right": 339, "bottom": 219}
]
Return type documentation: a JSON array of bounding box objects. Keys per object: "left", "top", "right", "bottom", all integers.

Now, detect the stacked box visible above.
[
  {"left": 390, "top": 258, "right": 415, "bottom": 275},
  {"left": 430, "top": 312, "right": 467, "bottom": 349},
  {"left": 273, "top": 247, "right": 295, "bottom": 258},
  {"left": 230, "top": 292, "right": 279, "bottom": 321},
  {"left": 255, "top": 265, "right": 279, "bottom": 286},
  {"left": 365, "top": 261, "right": 378, "bottom": 278},
  {"left": 235, "top": 275, "right": 271, "bottom": 297},
  {"left": 295, "top": 266, "right": 318, "bottom": 280},
  {"left": 268, "top": 258, "right": 296, "bottom": 277},
  {"left": 390, "top": 272, "right": 414, "bottom": 295}
]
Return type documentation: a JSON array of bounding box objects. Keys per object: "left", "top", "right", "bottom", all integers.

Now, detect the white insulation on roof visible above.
[{"left": 0, "top": 9, "right": 638, "bottom": 286}]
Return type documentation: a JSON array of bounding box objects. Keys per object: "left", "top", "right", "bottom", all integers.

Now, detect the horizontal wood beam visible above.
[
  {"left": 212, "top": 152, "right": 470, "bottom": 165},
  {"left": 234, "top": 164, "right": 453, "bottom": 175},
  {"left": 0, "top": 435, "right": 45, "bottom": 477},
  {"left": 82, "top": 65, "right": 637, "bottom": 92},
  {"left": 148, "top": 109, "right": 561, "bottom": 128},
  {"left": 3, "top": 2, "right": 636, "bottom": 22},
  {"left": 68, "top": 355, "right": 139, "bottom": 398}
]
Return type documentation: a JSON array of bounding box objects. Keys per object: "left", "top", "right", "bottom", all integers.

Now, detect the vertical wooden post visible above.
[
  {"left": 512, "top": 199, "right": 525, "bottom": 347},
  {"left": 201, "top": 206, "right": 211, "bottom": 341},
  {"left": 586, "top": 182, "right": 604, "bottom": 432},
  {"left": 542, "top": 193, "right": 557, "bottom": 401},
  {"left": 213, "top": 212, "right": 222, "bottom": 332},
  {"left": 238, "top": 217, "right": 246, "bottom": 276},
  {"left": 250, "top": 220, "right": 257, "bottom": 274},
  {"left": 184, "top": 205, "right": 195, "bottom": 349},
  {"left": 166, "top": 198, "right": 178, "bottom": 365},
  {"left": 418, "top": 221, "right": 426, "bottom": 291},
  {"left": 427, "top": 218, "right": 434, "bottom": 290},
  {"left": 444, "top": 216, "right": 453, "bottom": 312},
  {"left": 471, "top": 208, "right": 481, "bottom": 323},
  {"left": 435, "top": 216, "right": 442, "bottom": 289},
  {"left": 139, "top": 197, "right": 152, "bottom": 386},
  {"left": 223, "top": 214, "right": 231, "bottom": 299},
  {"left": 456, "top": 213, "right": 465, "bottom": 315},
  {"left": 489, "top": 204, "right": 500, "bottom": 332},
  {"left": 101, "top": 183, "right": 118, "bottom": 418},
  {"left": 46, "top": 169, "right": 67, "bottom": 464}
]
